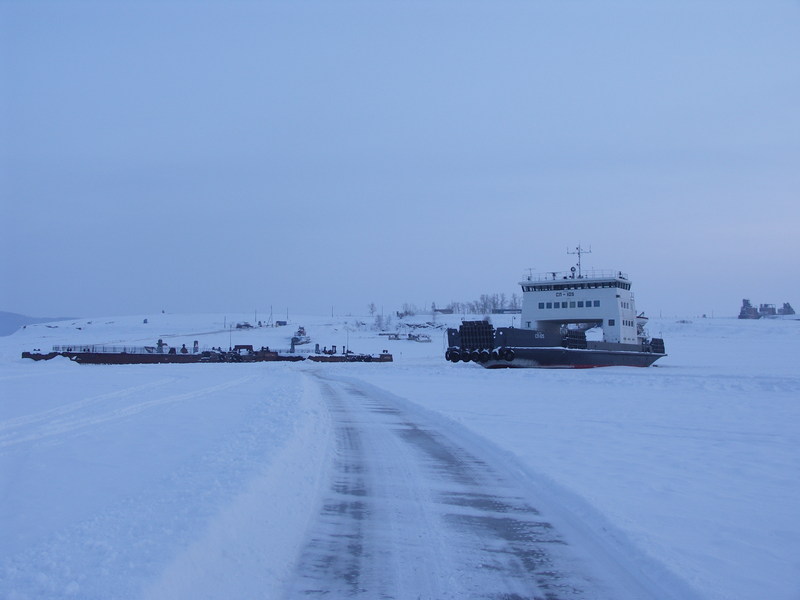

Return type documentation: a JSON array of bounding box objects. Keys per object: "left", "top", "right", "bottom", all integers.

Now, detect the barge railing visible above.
[{"left": 52, "top": 344, "right": 193, "bottom": 354}]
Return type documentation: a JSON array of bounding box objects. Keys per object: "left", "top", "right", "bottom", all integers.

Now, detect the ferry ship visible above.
[{"left": 445, "top": 248, "right": 666, "bottom": 368}]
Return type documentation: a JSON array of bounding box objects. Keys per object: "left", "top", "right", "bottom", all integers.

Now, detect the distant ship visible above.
[
  {"left": 738, "top": 299, "right": 796, "bottom": 320},
  {"left": 445, "top": 247, "right": 666, "bottom": 368},
  {"left": 291, "top": 326, "right": 311, "bottom": 346}
]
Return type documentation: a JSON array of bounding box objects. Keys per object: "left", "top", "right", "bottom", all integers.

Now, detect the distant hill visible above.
[{"left": 0, "top": 312, "right": 74, "bottom": 336}]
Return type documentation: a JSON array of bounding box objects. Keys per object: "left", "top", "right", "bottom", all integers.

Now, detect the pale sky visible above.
[{"left": 2, "top": 1, "right": 798, "bottom": 318}]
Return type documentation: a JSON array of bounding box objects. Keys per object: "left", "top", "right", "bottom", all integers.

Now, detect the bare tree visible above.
[
  {"left": 441, "top": 292, "right": 519, "bottom": 314},
  {"left": 373, "top": 314, "right": 393, "bottom": 332},
  {"left": 398, "top": 303, "right": 418, "bottom": 318}
]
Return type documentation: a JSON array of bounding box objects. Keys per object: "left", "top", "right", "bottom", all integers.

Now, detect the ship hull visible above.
[
  {"left": 21, "top": 350, "right": 305, "bottom": 364},
  {"left": 481, "top": 347, "right": 664, "bottom": 369},
  {"left": 66, "top": 352, "right": 205, "bottom": 365},
  {"left": 308, "top": 353, "right": 393, "bottom": 363},
  {"left": 446, "top": 322, "right": 666, "bottom": 369}
]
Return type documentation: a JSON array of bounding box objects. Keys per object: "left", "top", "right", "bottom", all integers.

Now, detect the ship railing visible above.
[
  {"left": 521, "top": 269, "right": 628, "bottom": 283},
  {"left": 51, "top": 344, "right": 198, "bottom": 354},
  {"left": 51, "top": 344, "right": 307, "bottom": 356}
]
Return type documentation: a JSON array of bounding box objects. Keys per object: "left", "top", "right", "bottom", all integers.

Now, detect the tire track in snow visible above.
[
  {"left": 0, "top": 378, "right": 177, "bottom": 432},
  {"left": 286, "top": 375, "right": 586, "bottom": 599},
  {"left": 0, "top": 376, "right": 255, "bottom": 449}
]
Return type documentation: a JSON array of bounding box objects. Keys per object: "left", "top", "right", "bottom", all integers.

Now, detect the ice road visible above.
[{"left": 283, "top": 373, "right": 695, "bottom": 600}]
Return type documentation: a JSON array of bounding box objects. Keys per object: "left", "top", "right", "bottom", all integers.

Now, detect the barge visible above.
[
  {"left": 308, "top": 344, "right": 393, "bottom": 363},
  {"left": 22, "top": 340, "right": 304, "bottom": 364}
]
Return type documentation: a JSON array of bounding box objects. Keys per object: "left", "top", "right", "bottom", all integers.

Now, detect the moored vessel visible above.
[
  {"left": 445, "top": 247, "right": 666, "bottom": 368},
  {"left": 291, "top": 326, "right": 311, "bottom": 346},
  {"left": 307, "top": 344, "right": 393, "bottom": 363},
  {"left": 738, "top": 299, "right": 796, "bottom": 319},
  {"left": 22, "top": 340, "right": 305, "bottom": 364}
]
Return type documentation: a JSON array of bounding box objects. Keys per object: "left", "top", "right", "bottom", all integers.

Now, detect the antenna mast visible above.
[{"left": 567, "top": 244, "right": 592, "bottom": 278}]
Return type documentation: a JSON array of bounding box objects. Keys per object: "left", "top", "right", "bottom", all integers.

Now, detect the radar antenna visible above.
[{"left": 567, "top": 244, "right": 592, "bottom": 278}]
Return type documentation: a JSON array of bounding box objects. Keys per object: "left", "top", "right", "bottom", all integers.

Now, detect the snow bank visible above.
[{"left": 140, "top": 374, "right": 333, "bottom": 600}]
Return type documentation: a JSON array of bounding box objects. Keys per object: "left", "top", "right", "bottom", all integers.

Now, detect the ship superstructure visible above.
[{"left": 519, "top": 268, "right": 640, "bottom": 344}]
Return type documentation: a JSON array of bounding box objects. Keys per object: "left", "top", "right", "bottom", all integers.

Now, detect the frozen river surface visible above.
[{"left": 1, "top": 313, "right": 798, "bottom": 599}]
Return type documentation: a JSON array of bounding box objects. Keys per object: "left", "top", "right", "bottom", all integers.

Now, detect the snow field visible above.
[
  {"left": 1, "top": 313, "right": 798, "bottom": 599},
  {"left": 0, "top": 357, "right": 331, "bottom": 599}
]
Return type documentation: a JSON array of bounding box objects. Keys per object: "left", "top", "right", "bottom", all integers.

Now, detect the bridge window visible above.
[
  {"left": 594, "top": 300, "right": 600, "bottom": 307},
  {"left": 538, "top": 302, "right": 544, "bottom": 309}
]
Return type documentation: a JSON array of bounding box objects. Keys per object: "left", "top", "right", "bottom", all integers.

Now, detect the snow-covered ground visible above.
[{"left": 1, "top": 313, "right": 798, "bottom": 599}]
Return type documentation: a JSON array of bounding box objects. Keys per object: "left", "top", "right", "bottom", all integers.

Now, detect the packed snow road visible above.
[{"left": 285, "top": 373, "right": 683, "bottom": 600}]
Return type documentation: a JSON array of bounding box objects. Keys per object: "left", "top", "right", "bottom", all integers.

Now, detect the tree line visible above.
[
  {"left": 371, "top": 293, "right": 521, "bottom": 319},
  {"left": 443, "top": 293, "right": 520, "bottom": 315}
]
